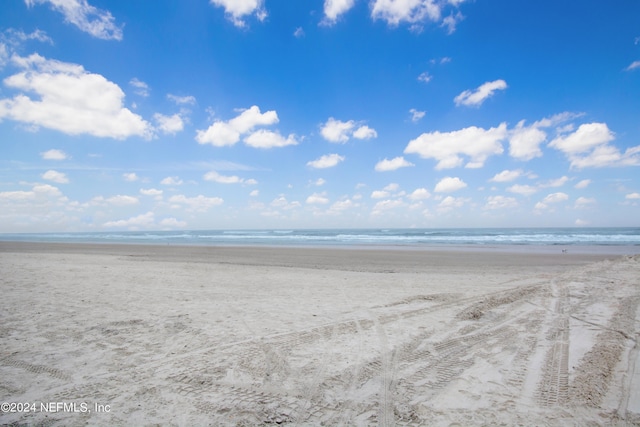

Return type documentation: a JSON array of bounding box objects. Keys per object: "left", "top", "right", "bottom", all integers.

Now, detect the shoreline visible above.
[
  {"left": 0, "top": 241, "right": 627, "bottom": 271},
  {"left": 1, "top": 239, "right": 637, "bottom": 255}
]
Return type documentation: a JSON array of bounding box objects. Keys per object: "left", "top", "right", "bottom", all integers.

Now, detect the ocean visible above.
[{"left": 1, "top": 228, "right": 639, "bottom": 248}]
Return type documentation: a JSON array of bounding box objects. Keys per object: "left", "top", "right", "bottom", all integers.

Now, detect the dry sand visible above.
[{"left": 1, "top": 242, "right": 639, "bottom": 426}]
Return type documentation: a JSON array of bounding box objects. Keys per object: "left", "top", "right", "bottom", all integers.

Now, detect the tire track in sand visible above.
[
  {"left": 373, "top": 316, "right": 396, "bottom": 427},
  {"left": 153, "top": 280, "right": 547, "bottom": 425},
  {"left": 572, "top": 296, "right": 639, "bottom": 408},
  {"left": 0, "top": 354, "right": 72, "bottom": 381},
  {"left": 537, "top": 281, "right": 570, "bottom": 407}
]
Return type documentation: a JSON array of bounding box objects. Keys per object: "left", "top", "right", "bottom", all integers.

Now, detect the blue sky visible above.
[{"left": 1, "top": 0, "right": 639, "bottom": 232}]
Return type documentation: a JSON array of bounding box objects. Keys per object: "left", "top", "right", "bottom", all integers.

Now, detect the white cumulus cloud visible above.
[
  {"left": 306, "top": 192, "right": 330, "bottom": 205},
  {"left": 490, "top": 169, "right": 523, "bottom": 183},
  {"left": 437, "top": 195, "right": 467, "bottom": 212},
  {"left": 42, "top": 169, "right": 69, "bottom": 183},
  {"left": 160, "top": 176, "right": 183, "bottom": 186},
  {"left": 441, "top": 11, "right": 463, "bottom": 34},
  {"left": 25, "top": 0, "right": 123, "bottom": 40},
  {"left": 371, "top": 190, "right": 390, "bottom": 199},
  {"left": 323, "top": 0, "right": 356, "bottom": 24},
  {"left": 508, "top": 112, "right": 581, "bottom": 161},
  {"left": 270, "top": 195, "right": 301, "bottom": 210},
  {"left": 540, "top": 176, "right": 569, "bottom": 188},
  {"left": 320, "top": 117, "right": 354, "bottom": 143},
  {"left": 375, "top": 156, "right": 414, "bottom": 172},
  {"left": 484, "top": 195, "right": 518, "bottom": 210},
  {"left": 574, "top": 196, "right": 596, "bottom": 208},
  {"left": 353, "top": 125, "right": 377, "bottom": 140},
  {"left": 509, "top": 120, "right": 547, "bottom": 160},
  {"left": 209, "top": 0, "right": 267, "bottom": 27},
  {"left": 372, "top": 199, "right": 405, "bottom": 215},
  {"left": 454, "top": 79, "right": 507, "bottom": 107},
  {"left": 307, "top": 153, "right": 345, "bottom": 169},
  {"left": 548, "top": 122, "right": 640, "bottom": 168},
  {"left": 129, "top": 78, "right": 149, "bottom": 97},
  {"left": 0, "top": 54, "right": 152, "bottom": 139},
  {"left": 572, "top": 145, "right": 640, "bottom": 169},
  {"left": 106, "top": 195, "right": 139, "bottom": 205},
  {"left": 574, "top": 179, "right": 591, "bottom": 189},
  {"left": 320, "top": 117, "right": 376, "bottom": 143},
  {"left": 507, "top": 184, "right": 537, "bottom": 196},
  {"left": 329, "top": 199, "right": 356, "bottom": 213},
  {"left": 0, "top": 183, "right": 64, "bottom": 203},
  {"left": 2, "top": 29, "right": 53, "bottom": 47},
  {"left": 404, "top": 123, "right": 507, "bottom": 169},
  {"left": 243, "top": 129, "right": 299, "bottom": 149},
  {"left": 409, "top": 108, "right": 426, "bottom": 122},
  {"left": 434, "top": 176, "right": 467, "bottom": 193},
  {"left": 408, "top": 188, "right": 431, "bottom": 200},
  {"left": 195, "top": 105, "right": 278, "bottom": 147},
  {"left": 140, "top": 188, "right": 162, "bottom": 197},
  {"left": 548, "top": 123, "right": 614, "bottom": 154},
  {"left": 534, "top": 192, "right": 569, "bottom": 211},
  {"left": 203, "top": 171, "right": 245, "bottom": 184},
  {"left": 167, "top": 94, "right": 196, "bottom": 105},
  {"left": 33, "top": 183, "right": 62, "bottom": 197},
  {"left": 371, "top": 0, "right": 442, "bottom": 26},
  {"left": 154, "top": 113, "right": 184, "bottom": 135},
  {"left": 40, "top": 149, "right": 68, "bottom": 160},
  {"left": 417, "top": 71, "right": 432, "bottom": 83},
  {"left": 228, "top": 106, "right": 277, "bottom": 133}
]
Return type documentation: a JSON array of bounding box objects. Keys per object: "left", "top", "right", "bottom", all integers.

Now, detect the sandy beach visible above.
[{"left": 1, "top": 242, "right": 639, "bottom": 426}]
